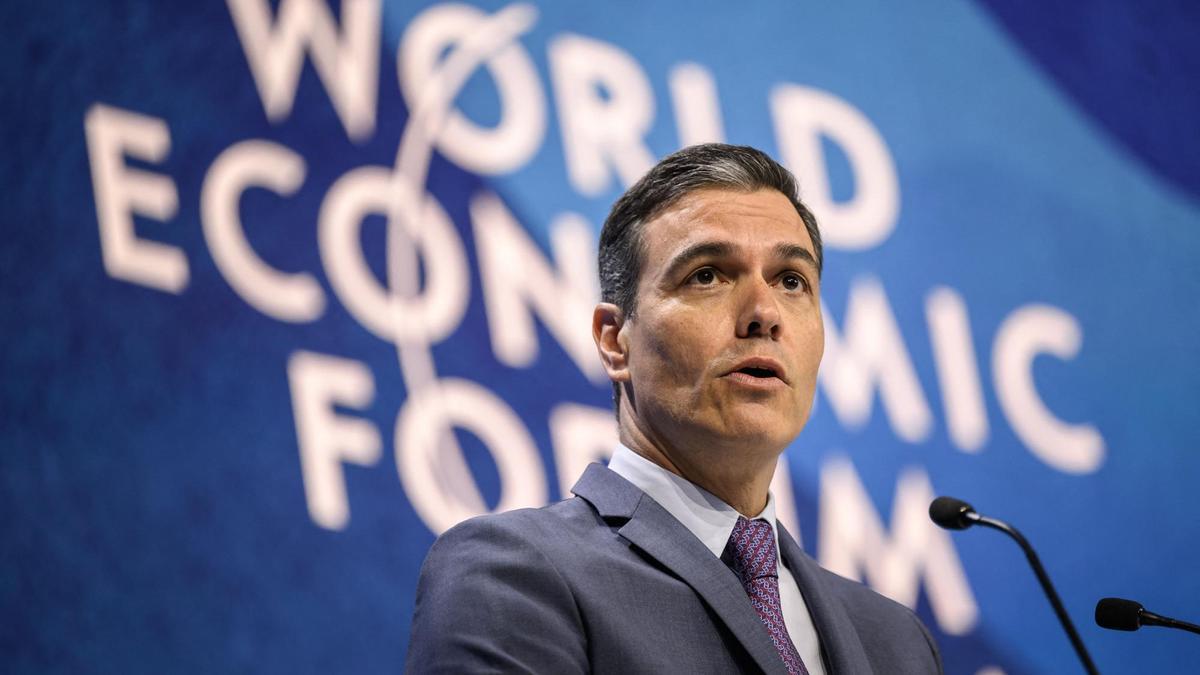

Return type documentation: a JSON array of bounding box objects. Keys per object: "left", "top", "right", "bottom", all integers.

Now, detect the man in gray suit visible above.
[{"left": 406, "top": 144, "right": 942, "bottom": 674}]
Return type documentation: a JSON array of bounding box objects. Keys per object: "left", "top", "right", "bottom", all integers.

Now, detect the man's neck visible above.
[{"left": 617, "top": 413, "right": 778, "bottom": 517}]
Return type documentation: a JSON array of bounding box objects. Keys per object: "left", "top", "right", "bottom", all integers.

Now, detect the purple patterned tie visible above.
[{"left": 726, "top": 516, "right": 811, "bottom": 675}]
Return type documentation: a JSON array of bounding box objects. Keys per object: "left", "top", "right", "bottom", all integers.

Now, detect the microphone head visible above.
[
  {"left": 1096, "top": 597, "right": 1144, "bottom": 631},
  {"left": 929, "top": 496, "right": 977, "bottom": 530}
]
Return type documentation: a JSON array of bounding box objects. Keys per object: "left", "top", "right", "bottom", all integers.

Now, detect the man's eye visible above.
[
  {"left": 690, "top": 268, "right": 717, "bottom": 285},
  {"left": 781, "top": 273, "right": 807, "bottom": 291}
]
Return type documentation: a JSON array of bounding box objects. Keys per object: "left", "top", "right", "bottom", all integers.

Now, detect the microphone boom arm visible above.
[
  {"left": 1145, "top": 611, "right": 1200, "bottom": 635},
  {"left": 969, "top": 512, "right": 1100, "bottom": 675}
]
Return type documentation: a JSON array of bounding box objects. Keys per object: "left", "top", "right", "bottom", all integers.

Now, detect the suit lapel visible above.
[
  {"left": 572, "top": 464, "right": 789, "bottom": 675},
  {"left": 777, "top": 523, "right": 872, "bottom": 674}
]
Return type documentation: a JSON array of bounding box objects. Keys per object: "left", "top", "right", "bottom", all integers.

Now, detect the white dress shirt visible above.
[{"left": 607, "top": 443, "right": 827, "bottom": 675}]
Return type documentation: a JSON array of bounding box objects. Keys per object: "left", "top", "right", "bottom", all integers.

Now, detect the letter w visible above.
[{"left": 227, "top": 0, "right": 380, "bottom": 141}]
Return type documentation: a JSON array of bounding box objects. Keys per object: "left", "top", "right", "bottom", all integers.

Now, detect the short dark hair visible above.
[{"left": 597, "top": 143, "right": 823, "bottom": 409}]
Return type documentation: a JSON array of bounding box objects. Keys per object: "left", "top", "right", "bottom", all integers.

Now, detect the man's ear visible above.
[{"left": 593, "top": 303, "right": 630, "bottom": 383}]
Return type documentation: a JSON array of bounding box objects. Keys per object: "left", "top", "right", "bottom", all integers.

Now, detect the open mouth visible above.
[
  {"left": 737, "top": 366, "right": 778, "bottom": 379},
  {"left": 726, "top": 358, "right": 787, "bottom": 386}
]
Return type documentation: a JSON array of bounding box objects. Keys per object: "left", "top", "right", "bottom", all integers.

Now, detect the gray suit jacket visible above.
[{"left": 406, "top": 464, "right": 942, "bottom": 674}]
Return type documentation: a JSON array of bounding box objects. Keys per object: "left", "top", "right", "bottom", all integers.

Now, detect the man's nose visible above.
[{"left": 736, "top": 277, "right": 781, "bottom": 339}]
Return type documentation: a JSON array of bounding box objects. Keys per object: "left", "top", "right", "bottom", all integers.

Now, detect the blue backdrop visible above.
[{"left": 4, "top": 1, "right": 1199, "bottom": 673}]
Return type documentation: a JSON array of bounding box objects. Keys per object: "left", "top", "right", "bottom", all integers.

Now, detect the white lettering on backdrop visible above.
[{"left": 82, "top": 1, "right": 1109, "bottom": 636}]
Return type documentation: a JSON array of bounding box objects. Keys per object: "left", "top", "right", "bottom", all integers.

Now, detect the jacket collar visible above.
[
  {"left": 572, "top": 462, "right": 875, "bottom": 675},
  {"left": 777, "top": 522, "right": 872, "bottom": 674},
  {"left": 572, "top": 462, "right": 790, "bottom": 675}
]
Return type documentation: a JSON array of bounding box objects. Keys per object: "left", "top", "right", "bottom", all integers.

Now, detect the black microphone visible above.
[
  {"left": 928, "top": 496, "right": 1099, "bottom": 675},
  {"left": 1096, "top": 597, "right": 1200, "bottom": 635},
  {"left": 929, "top": 496, "right": 977, "bottom": 530}
]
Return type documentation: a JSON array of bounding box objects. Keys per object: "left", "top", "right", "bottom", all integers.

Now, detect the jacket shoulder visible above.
[{"left": 404, "top": 499, "right": 599, "bottom": 674}]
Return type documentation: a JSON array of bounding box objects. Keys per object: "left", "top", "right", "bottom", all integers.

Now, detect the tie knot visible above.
[{"left": 727, "top": 516, "right": 778, "bottom": 582}]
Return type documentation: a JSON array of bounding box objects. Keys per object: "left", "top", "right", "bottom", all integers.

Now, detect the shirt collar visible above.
[{"left": 607, "top": 443, "right": 780, "bottom": 559}]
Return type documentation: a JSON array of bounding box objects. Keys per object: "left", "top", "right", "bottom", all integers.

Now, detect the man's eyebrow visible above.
[
  {"left": 662, "top": 241, "right": 819, "bottom": 279},
  {"left": 662, "top": 241, "right": 735, "bottom": 278},
  {"left": 774, "top": 243, "right": 818, "bottom": 271}
]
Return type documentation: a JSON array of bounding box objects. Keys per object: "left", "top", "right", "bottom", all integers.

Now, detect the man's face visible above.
[{"left": 620, "top": 188, "right": 824, "bottom": 455}]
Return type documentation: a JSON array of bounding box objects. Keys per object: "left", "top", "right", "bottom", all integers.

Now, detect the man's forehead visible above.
[{"left": 641, "top": 188, "right": 814, "bottom": 264}]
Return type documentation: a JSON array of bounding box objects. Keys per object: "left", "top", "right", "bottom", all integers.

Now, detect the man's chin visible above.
[
  {"left": 699, "top": 414, "right": 801, "bottom": 455},
  {"left": 642, "top": 398, "right": 802, "bottom": 453}
]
